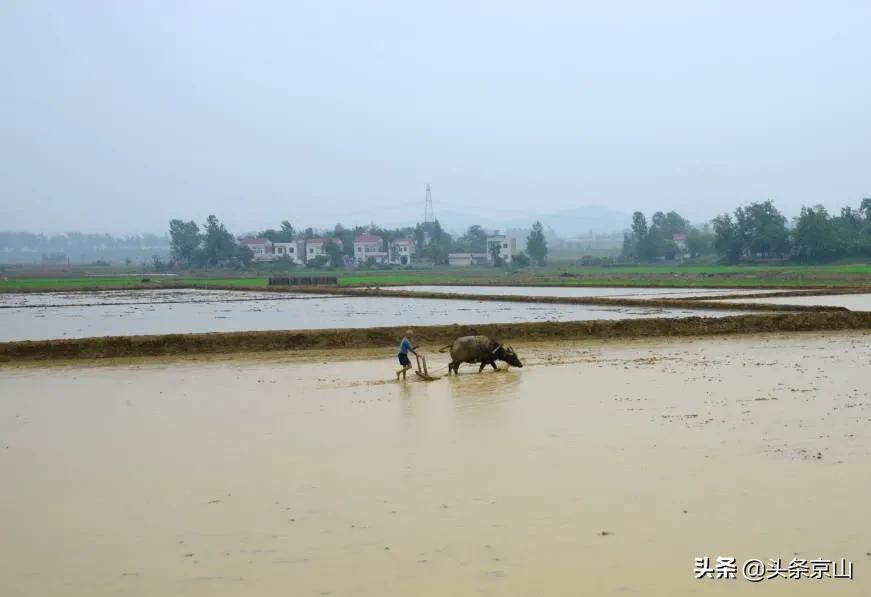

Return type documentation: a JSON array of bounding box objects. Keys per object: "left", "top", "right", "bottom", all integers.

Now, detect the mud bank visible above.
[
  {"left": 253, "top": 284, "right": 852, "bottom": 312},
  {"left": 2, "top": 311, "right": 869, "bottom": 363}
]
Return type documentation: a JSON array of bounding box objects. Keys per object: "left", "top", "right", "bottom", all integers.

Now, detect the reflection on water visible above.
[
  {"left": 385, "top": 285, "right": 791, "bottom": 299},
  {"left": 0, "top": 290, "right": 753, "bottom": 341},
  {"left": 446, "top": 369, "right": 524, "bottom": 407}
]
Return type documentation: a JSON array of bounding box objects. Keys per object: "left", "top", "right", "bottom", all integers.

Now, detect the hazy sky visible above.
[{"left": 2, "top": 0, "right": 869, "bottom": 234}]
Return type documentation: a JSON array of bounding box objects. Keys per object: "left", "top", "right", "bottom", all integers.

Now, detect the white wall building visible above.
[
  {"left": 448, "top": 252, "right": 489, "bottom": 267},
  {"left": 305, "top": 238, "right": 341, "bottom": 263},
  {"left": 239, "top": 237, "right": 273, "bottom": 262},
  {"left": 354, "top": 234, "right": 389, "bottom": 265},
  {"left": 486, "top": 234, "right": 516, "bottom": 264},
  {"left": 388, "top": 238, "right": 415, "bottom": 266},
  {"left": 272, "top": 241, "right": 305, "bottom": 265}
]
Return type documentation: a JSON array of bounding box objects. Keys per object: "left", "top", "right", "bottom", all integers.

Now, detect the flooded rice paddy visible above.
[
  {"left": 721, "top": 293, "right": 871, "bottom": 311},
  {"left": 383, "top": 285, "right": 791, "bottom": 299},
  {"left": 1, "top": 332, "right": 869, "bottom": 596},
  {"left": 0, "top": 289, "right": 753, "bottom": 342}
]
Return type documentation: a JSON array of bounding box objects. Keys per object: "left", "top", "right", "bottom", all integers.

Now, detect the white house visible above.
[
  {"left": 672, "top": 233, "right": 690, "bottom": 260},
  {"left": 239, "top": 237, "right": 273, "bottom": 261},
  {"left": 273, "top": 241, "right": 305, "bottom": 265},
  {"left": 305, "top": 238, "right": 342, "bottom": 263},
  {"left": 354, "top": 234, "right": 389, "bottom": 265},
  {"left": 388, "top": 238, "right": 415, "bottom": 266},
  {"left": 486, "top": 234, "right": 516, "bottom": 264}
]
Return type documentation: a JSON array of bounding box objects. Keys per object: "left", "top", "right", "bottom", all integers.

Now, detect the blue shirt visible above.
[{"left": 398, "top": 337, "right": 413, "bottom": 355}]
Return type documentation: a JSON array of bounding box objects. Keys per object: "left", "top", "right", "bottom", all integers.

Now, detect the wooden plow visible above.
[{"left": 414, "top": 354, "right": 440, "bottom": 381}]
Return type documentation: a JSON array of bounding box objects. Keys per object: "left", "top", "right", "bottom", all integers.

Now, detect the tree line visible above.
[
  {"left": 622, "top": 199, "right": 871, "bottom": 263},
  {"left": 168, "top": 216, "right": 549, "bottom": 269}
]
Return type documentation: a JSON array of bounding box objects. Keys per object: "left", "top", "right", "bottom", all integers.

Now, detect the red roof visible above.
[{"left": 355, "top": 234, "right": 382, "bottom": 243}]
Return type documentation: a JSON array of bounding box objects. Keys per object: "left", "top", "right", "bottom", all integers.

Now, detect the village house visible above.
[
  {"left": 272, "top": 240, "right": 305, "bottom": 265},
  {"left": 388, "top": 238, "right": 415, "bottom": 266},
  {"left": 485, "top": 234, "right": 517, "bottom": 264},
  {"left": 305, "top": 238, "right": 341, "bottom": 262},
  {"left": 238, "top": 237, "right": 273, "bottom": 262},
  {"left": 672, "top": 233, "right": 690, "bottom": 261},
  {"left": 353, "top": 234, "right": 389, "bottom": 265}
]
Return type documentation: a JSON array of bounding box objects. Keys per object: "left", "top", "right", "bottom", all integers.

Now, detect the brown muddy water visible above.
[
  {"left": 384, "top": 285, "right": 793, "bottom": 299},
  {"left": 0, "top": 289, "right": 754, "bottom": 342},
  {"left": 1, "top": 332, "right": 869, "bottom": 596}
]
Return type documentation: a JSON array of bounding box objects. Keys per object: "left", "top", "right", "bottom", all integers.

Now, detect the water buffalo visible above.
[{"left": 440, "top": 335, "right": 523, "bottom": 374}]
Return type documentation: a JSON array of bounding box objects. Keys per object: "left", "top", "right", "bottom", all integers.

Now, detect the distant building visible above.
[
  {"left": 448, "top": 252, "right": 489, "bottom": 267},
  {"left": 673, "top": 233, "right": 689, "bottom": 260},
  {"left": 305, "top": 238, "right": 341, "bottom": 263},
  {"left": 486, "top": 234, "right": 516, "bottom": 264},
  {"left": 272, "top": 241, "right": 305, "bottom": 265},
  {"left": 354, "top": 234, "right": 388, "bottom": 265},
  {"left": 239, "top": 237, "right": 273, "bottom": 262},
  {"left": 388, "top": 238, "right": 415, "bottom": 266}
]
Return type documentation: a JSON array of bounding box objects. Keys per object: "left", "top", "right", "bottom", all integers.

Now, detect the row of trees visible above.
[
  {"left": 168, "top": 216, "right": 548, "bottom": 269},
  {"left": 621, "top": 211, "right": 713, "bottom": 261},
  {"left": 255, "top": 218, "right": 547, "bottom": 267},
  {"left": 713, "top": 199, "right": 871, "bottom": 263},
  {"left": 622, "top": 199, "right": 871, "bottom": 263},
  {"left": 169, "top": 216, "right": 253, "bottom": 268}
]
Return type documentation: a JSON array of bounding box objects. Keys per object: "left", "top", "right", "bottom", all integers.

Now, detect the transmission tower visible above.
[{"left": 424, "top": 183, "right": 435, "bottom": 223}]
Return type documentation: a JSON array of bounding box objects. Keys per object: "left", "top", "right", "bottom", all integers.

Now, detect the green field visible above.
[{"left": 2, "top": 262, "right": 870, "bottom": 292}]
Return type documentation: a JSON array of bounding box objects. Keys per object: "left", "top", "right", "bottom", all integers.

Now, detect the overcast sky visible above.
[{"left": 2, "top": 0, "right": 869, "bottom": 235}]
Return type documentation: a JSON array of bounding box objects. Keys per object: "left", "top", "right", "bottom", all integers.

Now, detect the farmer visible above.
[{"left": 396, "top": 329, "right": 418, "bottom": 381}]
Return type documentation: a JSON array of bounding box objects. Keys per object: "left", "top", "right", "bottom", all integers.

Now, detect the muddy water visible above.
[
  {"left": 385, "top": 284, "right": 791, "bottom": 299},
  {"left": 721, "top": 293, "right": 871, "bottom": 311},
  {"left": 1, "top": 332, "right": 868, "bottom": 596},
  {"left": 0, "top": 290, "right": 750, "bottom": 342},
  {"left": 0, "top": 288, "right": 310, "bottom": 308}
]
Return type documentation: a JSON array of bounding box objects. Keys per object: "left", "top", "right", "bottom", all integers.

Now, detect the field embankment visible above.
[{"left": 2, "top": 311, "right": 870, "bottom": 363}]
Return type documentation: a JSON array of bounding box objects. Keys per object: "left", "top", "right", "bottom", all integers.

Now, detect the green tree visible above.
[
  {"left": 232, "top": 245, "right": 254, "bottom": 268},
  {"left": 512, "top": 252, "right": 530, "bottom": 266},
  {"left": 793, "top": 205, "right": 837, "bottom": 260},
  {"left": 622, "top": 211, "right": 655, "bottom": 261},
  {"left": 324, "top": 240, "right": 344, "bottom": 268},
  {"left": 458, "top": 225, "right": 488, "bottom": 253},
  {"left": 488, "top": 242, "right": 504, "bottom": 267},
  {"left": 735, "top": 200, "right": 790, "bottom": 258},
  {"left": 711, "top": 213, "right": 742, "bottom": 263},
  {"left": 201, "top": 215, "right": 237, "bottom": 266},
  {"left": 685, "top": 225, "right": 714, "bottom": 258},
  {"left": 262, "top": 220, "right": 295, "bottom": 242},
  {"left": 526, "top": 221, "right": 548, "bottom": 266},
  {"left": 168, "top": 219, "right": 200, "bottom": 266}
]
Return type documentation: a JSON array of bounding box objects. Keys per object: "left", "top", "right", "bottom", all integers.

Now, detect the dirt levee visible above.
[{"left": 2, "top": 310, "right": 869, "bottom": 362}]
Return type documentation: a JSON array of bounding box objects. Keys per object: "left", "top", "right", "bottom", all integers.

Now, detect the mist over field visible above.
[{"left": 2, "top": 1, "right": 870, "bottom": 237}]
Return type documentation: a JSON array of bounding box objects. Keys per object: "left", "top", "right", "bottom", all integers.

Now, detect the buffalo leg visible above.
[
  {"left": 478, "top": 362, "right": 485, "bottom": 373},
  {"left": 491, "top": 361, "right": 498, "bottom": 371}
]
